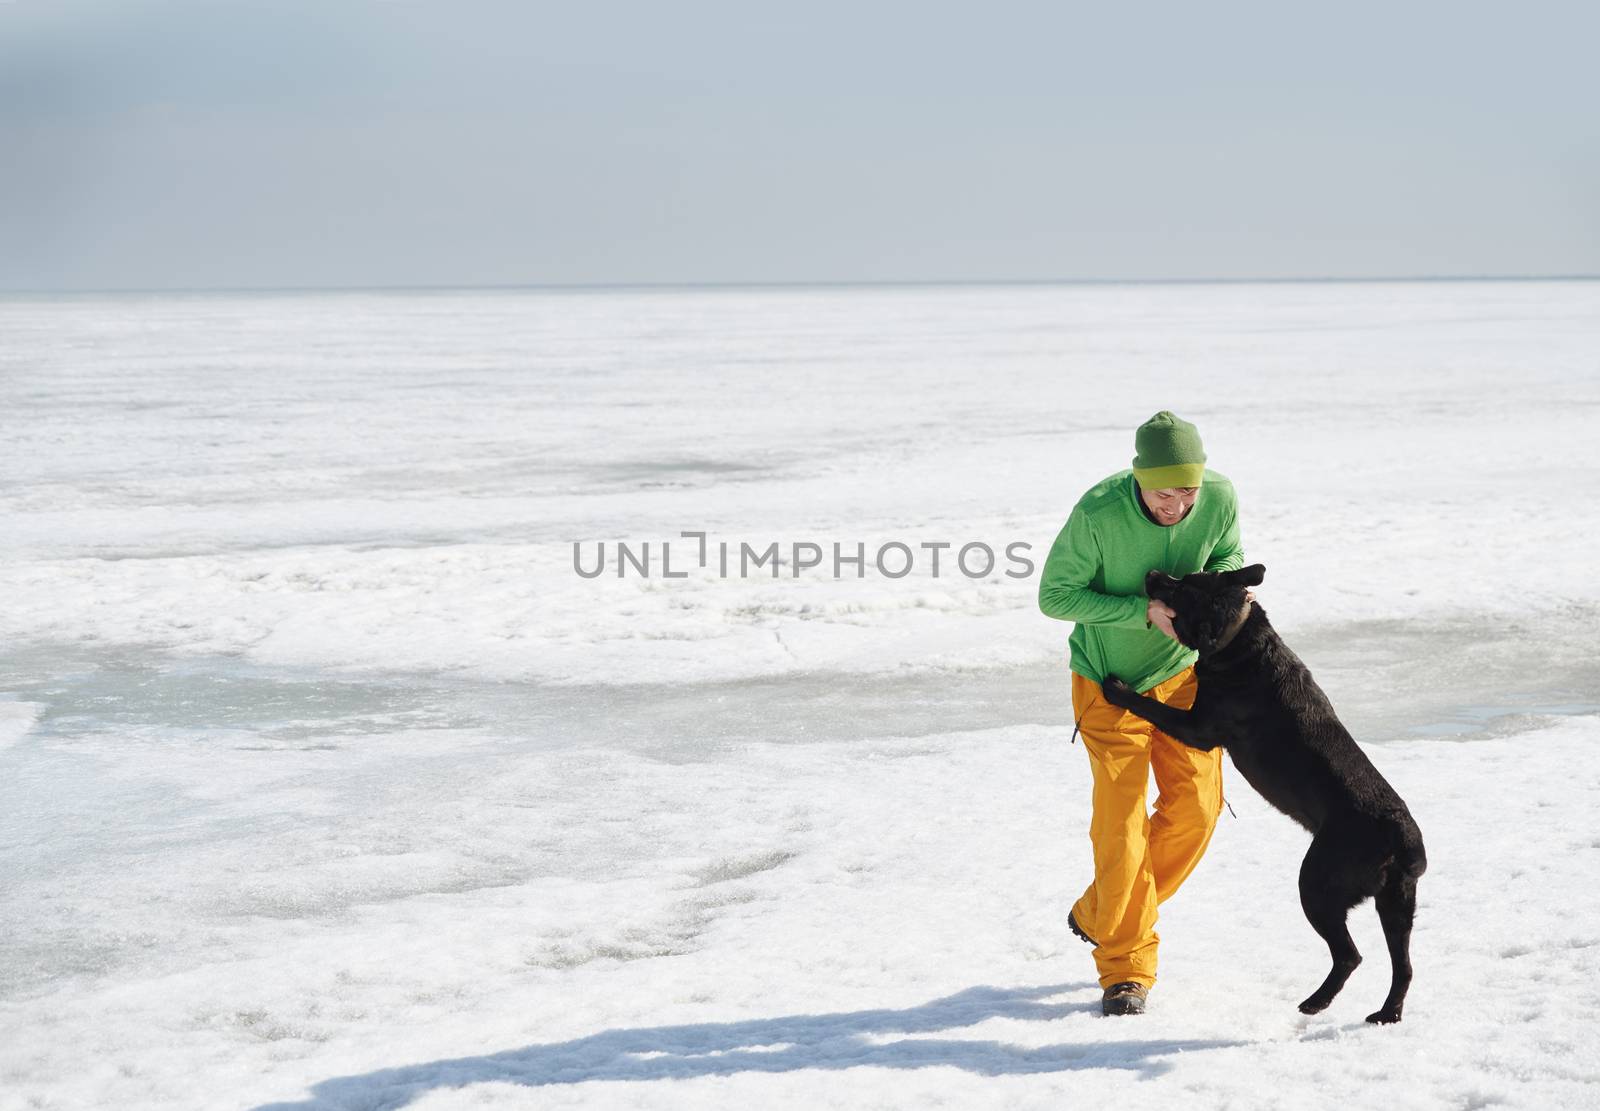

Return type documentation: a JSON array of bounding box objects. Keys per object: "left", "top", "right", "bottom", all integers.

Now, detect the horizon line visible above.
[{"left": 1, "top": 272, "right": 1597, "bottom": 297}]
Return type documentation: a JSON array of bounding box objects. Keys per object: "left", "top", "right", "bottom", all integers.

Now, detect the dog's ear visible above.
[{"left": 1229, "top": 563, "right": 1265, "bottom": 588}]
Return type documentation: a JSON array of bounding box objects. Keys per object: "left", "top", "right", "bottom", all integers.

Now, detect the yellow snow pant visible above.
[{"left": 1069, "top": 665, "right": 1224, "bottom": 990}]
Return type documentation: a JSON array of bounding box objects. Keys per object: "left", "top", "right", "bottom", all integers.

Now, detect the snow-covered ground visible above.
[{"left": 1, "top": 281, "right": 1597, "bottom": 1109}]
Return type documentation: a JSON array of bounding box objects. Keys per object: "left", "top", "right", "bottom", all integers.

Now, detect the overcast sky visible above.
[{"left": 2, "top": 0, "right": 1597, "bottom": 290}]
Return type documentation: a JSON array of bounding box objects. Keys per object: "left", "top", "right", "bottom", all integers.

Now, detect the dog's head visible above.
[{"left": 1145, "top": 563, "right": 1265, "bottom": 655}]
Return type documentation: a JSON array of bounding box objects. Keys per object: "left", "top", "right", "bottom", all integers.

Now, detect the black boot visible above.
[{"left": 1101, "top": 981, "right": 1149, "bottom": 1016}]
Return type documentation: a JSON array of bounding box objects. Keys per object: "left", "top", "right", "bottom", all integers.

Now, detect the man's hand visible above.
[{"left": 1147, "top": 599, "right": 1178, "bottom": 640}]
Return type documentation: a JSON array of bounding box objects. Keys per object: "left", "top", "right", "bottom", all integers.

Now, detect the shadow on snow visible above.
[{"left": 251, "top": 982, "right": 1245, "bottom": 1110}]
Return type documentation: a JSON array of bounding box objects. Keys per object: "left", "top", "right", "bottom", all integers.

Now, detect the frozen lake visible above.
[{"left": 2, "top": 281, "right": 1598, "bottom": 1109}]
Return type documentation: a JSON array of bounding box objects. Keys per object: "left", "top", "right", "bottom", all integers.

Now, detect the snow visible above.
[
  {"left": 0, "top": 701, "right": 41, "bottom": 750},
  {"left": 0, "top": 280, "right": 1597, "bottom": 1110}
]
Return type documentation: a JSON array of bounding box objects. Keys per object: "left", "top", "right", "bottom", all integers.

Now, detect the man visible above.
[{"left": 1037, "top": 411, "right": 1243, "bottom": 1016}]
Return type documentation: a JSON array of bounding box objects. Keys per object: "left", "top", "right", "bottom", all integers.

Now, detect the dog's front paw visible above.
[{"left": 1101, "top": 674, "right": 1135, "bottom": 706}]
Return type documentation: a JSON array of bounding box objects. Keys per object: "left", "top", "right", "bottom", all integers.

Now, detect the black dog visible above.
[{"left": 1100, "top": 564, "right": 1426, "bottom": 1024}]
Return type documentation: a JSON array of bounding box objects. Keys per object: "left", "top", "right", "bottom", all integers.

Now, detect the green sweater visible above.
[{"left": 1038, "top": 469, "right": 1243, "bottom": 692}]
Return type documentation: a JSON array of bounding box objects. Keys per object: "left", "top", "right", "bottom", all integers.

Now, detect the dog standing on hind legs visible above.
[{"left": 1100, "top": 563, "right": 1427, "bottom": 1024}]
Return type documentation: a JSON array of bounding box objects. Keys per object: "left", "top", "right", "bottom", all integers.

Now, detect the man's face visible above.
[{"left": 1141, "top": 485, "right": 1199, "bottom": 526}]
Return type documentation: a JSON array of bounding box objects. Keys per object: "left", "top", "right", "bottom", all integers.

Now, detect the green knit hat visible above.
[{"left": 1132, "top": 411, "right": 1206, "bottom": 489}]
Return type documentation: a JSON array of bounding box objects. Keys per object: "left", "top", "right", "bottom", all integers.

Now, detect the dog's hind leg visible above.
[
  {"left": 1365, "top": 871, "right": 1418, "bottom": 1024},
  {"left": 1296, "top": 838, "right": 1363, "bottom": 1015}
]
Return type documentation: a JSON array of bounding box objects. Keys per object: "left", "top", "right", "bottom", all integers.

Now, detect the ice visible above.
[{"left": 1, "top": 280, "right": 1598, "bottom": 1109}]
